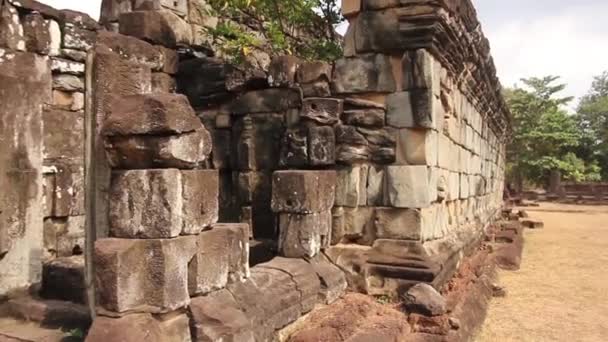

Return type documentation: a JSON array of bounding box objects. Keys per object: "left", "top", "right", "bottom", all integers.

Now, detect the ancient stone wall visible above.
[
  {"left": 1, "top": 0, "right": 511, "bottom": 339},
  {"left": 0, "top": 0, "right": 98, "bottom": 296}
]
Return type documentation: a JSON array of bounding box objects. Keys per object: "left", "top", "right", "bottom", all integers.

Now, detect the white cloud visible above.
[{"left": 477, "top": 2, "right": 608, "bottom": 109}]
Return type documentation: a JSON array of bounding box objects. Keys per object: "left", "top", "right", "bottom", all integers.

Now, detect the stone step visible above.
[
  {"left": 0, "top": 317, "right": 77, "bottom": 342},
  {"left": 1, "top": 296, "right": 90, "bottom": 330},
  {"left": 40, "top": 256, "right": 85, "bottom": 304}
]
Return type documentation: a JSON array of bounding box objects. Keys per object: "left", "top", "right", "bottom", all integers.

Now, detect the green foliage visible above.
[
  {"left": 506, "top": 76, "right": 591, "bottom": 185},
  {"left": 206, "top": 0, "right": 344, "bottom": 63},
  {"left": 576, "top": 71, "right": 608, "bottom": 180}
]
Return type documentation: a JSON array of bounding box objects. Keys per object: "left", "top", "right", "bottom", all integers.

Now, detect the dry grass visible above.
[{"left": 477, "top": 203, "right": 608, "bottom": 342}]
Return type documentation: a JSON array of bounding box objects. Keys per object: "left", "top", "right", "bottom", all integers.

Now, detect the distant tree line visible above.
[{"left": 506, "top": 72, "right": 608, "bottom": 189}]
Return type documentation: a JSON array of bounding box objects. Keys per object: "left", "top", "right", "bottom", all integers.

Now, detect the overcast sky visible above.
[{"left": 39, "top": 0, "right": 607, "bottom": 107}]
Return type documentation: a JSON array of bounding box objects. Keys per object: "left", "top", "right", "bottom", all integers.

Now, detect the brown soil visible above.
[{"left": 477, "top": 202, "right": 608, "bottom": 341}]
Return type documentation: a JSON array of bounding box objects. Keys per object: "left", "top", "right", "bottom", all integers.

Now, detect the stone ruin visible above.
[{"left": 0, "top": 0, "right": 511, "bottom": 340}]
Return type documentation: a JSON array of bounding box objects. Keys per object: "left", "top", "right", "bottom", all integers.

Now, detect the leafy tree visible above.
[
  {"left": 206, "top": 0, "right": 344, "bottom": 64},
  {"left": 576, "top": 71, "right": 608, "bottom": 179},
  {"left": 506, "top": 76, "right": 586, "bottom": 187}
]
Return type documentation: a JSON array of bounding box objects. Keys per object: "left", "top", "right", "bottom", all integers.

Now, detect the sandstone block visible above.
[
  {"left": 332, "top": 54, "right": 396, "bottom": 94},
  {"left": 280, "top": 129, "right": 308, "bottom": 167},
  {"left": 43, "top": 216, "right": 85, "bottom": 258},
  {"left": 233, "top": 114, "right": 284, "bottom": 170},
  {"left": 230, "top": 89, "right": 302, "bottom": 115},
  {"left": 341, "top": 0, "right": 361, "bottom": 18},
  {"left": 0, "top": 2, "right": 25, "bottom": 51},
  {"left": 297, "top": 61, "right": 332, "bottom": 84},
  {"left": 53, "top": 74, "right": 85, "bottom": 91},
  {"left": 403, "top": 283, "right": 447, "bottom": 316},
  {"left": 387, "top": 90, "right": 434, "bottom": 129},
  {"left": 63, "top": 24, "right": 96, "bottom": 51},
  {"left": 268, "top": 55, "right": 300, "bottom": 87},
  {"left": 332, "top": 207, "right": 375, "bottom": 244},
  {"left": 94, "top": 236, "right": 197, "bottom": 313},
  {"left": 341, "top": 109, "right": 385, "bottom": 128},
  {"left": 395, "top": 128, "right": 437, "bottom": 165},
  {"left": 335, "top": 165, "right": 368, "bottom": 208},
  {"left": 86, "top": 312, "right": 192, "bottom": 342},
  {"left": 104, "top": 129, "right": 211, "bottom": 169},
  {"left": 384, "top": 165, "right": 431, "bottom": 208},
  {"left": 374, "top": 208, "right": 422, "bottom": 240},
  {"left": 308, "top": 126, "right": 336, "bottom": 166},
  {"left": 189, "top": 290, "right": 255, "bottom": 342},
  {"left": 103, "top": 93, "right": 203, "bottom": 136},
  {"left": 307, "top": 255, "right": 348, "bottom": 304},
  {"left": 50, "top": 57, "right": 84, "bottom": 75},
  {"left": 271, "top": 170, "right": 337, "bottom": 214},
  {"left": 43, "top": 109, "right": 84, "bottom": 161},
  {"left": 301, "top": 98, "right": 343, "bottom": 125},
  {"left": 402, "top": 49, "right": 439, "bottom": 93},
  {"left": 367, "top": 165, "right": 385, "bottom": 206},
  {"left": 119, "top": 10, "right": 192, "bottom": 48},
  {"left": 182, "top": 170, "right": 219, "bottom": 234},
  {"left": 96, "top": 31, "right": 165, "bottom": 71},
  {"left": 47, "top": 163, "right": 85, "bottom": 217},
  {"left": 189, "top": 223, "right": 249, "bottom": 295},
  {"left": 133, "top": 0, "right": 188, "bottom": 16},
  {"left": 109, "top": 169, "right": 183, "bottom": 238},
  {"left": 278, "top": 211, "right": 331, "bottom": 258},
  {"left": 22, "top": 13, "right": 53, "bottom": 54},
  {"left": 459, "top": 173, "right": 470, "bottom": 199},
  {"left": 151, "top": 72, "right": 176, "bottom": 92}
]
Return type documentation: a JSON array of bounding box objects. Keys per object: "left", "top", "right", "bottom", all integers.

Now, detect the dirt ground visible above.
[{"left": 477, "top": 202, "right": 608, "bottom": 342}]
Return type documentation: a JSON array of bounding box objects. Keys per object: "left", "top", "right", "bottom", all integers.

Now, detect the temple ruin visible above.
[{"left": 0, "top": 0, "right": 512, "bottom": 340}]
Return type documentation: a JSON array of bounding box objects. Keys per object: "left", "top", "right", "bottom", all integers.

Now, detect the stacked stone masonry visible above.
[{"left": 1, "top": 0, "right": 510, "bottom": 340}]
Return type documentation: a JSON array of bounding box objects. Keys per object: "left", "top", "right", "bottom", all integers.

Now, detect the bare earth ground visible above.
[{"left": 477, "top": 202, "right": 608, "bottom": 342}]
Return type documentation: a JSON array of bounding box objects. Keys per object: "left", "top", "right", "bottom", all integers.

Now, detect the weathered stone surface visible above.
[
  {"left": 271, "top": 170, "right": 337, "bottom": 214},
  {"left": 60, "top": 9, "right": 101, "bottom": 30},
  {"left": 43, "top": 109, "right": 84, "bottom": 161},
  {"left": 403, "top": 283, "right": 447, "bottom": 316},
  {"left": 301, "top": 98, "right": 343, "bottom": 125},
  {"left": 308, "top": 126, "right": 335, "bottom": 166},
  {"left": 341, "top": 0, "right": 361, "bottom": 18},
  {"left": 52, "top": 89, "right": 84, "bottom": 111},
  {"left": 40, "top": 256, "right": 85, "bottom": 304},
  {"left": 307, "top": 255, "right": 347, "bottom": 304},
  {"left": 278, "top": 211, "right": 331, "bottom": 258},
  {"left": 45, "top": 163, "right": 85, "bottom": 217},
  {"left": 151, "top": 72, "right": 176, "bottom": 92},
  {"left": 96, "top": 31, "right": 165, "bottom": 71},
  {"left": 227, "top": 267, "right": 303, "bottom": 340},
  {"left": 189, "top": 290, "right": 255, "bottom": 342},
  {"left": 332, "top": 207, "right": 375, "bottom": 244},
  {"left": 268, "top": 55, "right": 300, "bottom": 87},
  {"left": 50, "top": 57, "right": 85, "bottom": 75},
  {"left": 335, "top": 165, "right": 368, "bottom": 208},
  {"left": 182, "top": 170, "right": 219, "bottom": 234},
  {"left": 280, "top": 129, "right": 308, "bottom": 168},
  {"left": 364, "top": 166, "right": 384, "bottom": 206},
  {"left": 22, "top": 13, "right": 53, "bottom": 55},
  {"left": 109, "top": 169, "right": 183, "bottom": 238},
  {"left": 1, "top": 50, "right": 50, "bottom": 295},
  {"left": 394, "top": 128, "right": 437, "bottom": 165},
  {"left": 103, "top": 93, "right": 203, "bottom": 136},
  {"left": 53, "top": 74, "right": 85, "bottom": 91},
  {"left": 230, "top": 89, "right": 302, "bottom": 115},
  {"left": 119, "top": 10, "right": 192, "bottom": 48},
  {"left": 233, "top": 114, "right": 284, "bottom": 170},
  {"left": 332, "top": 54, "right": 396, "bottom": 94},
  {"left": 297, "top": 61, "right": 331, "bottom": 84},
  {"left": 176, "top": 57, "right": 267, "bottom": 108},
  {"left": 189, "top": 223, "right": 249, "bottom": 295},
  {"left": 258, "top": 257, "right": 322, "bottom": 312},
  {"left": 342, "top": 109, "right": 385, "bottom": 128},
  {"left": 336, "top": 144, "right": 370, "bottom": 164},
  {"left": 105, "top": 129, "right": 211, "bottom": 169},
  {"left": 43, "top": 216, "right": 85, "bottom": 258},
  {"left": 86, "top": 312, "right": 192, "bottom": 342},
  {"left": 374, "top": 208, "right": 423, "bottom": 241},
  {"left": 63, "top": 23, "right": 96, "bottom": 51},
  {"left": 384, "top": 166, "right": 431, "bottom": 208},
  {"left": 335, "top": 125, "right": 369, "bottom": 146},
  {"left": 402, "top": 49, "right": 438, "bottom": 92},
  {"left": 0, "top": 1, "right": 25, "bottom": 51},
  {"left": 94, "top": 236, "right": 197, "bottom": 313}
]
